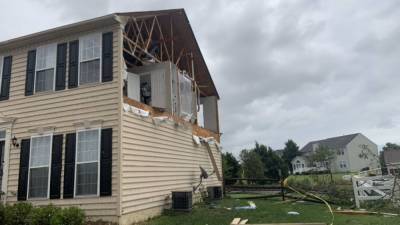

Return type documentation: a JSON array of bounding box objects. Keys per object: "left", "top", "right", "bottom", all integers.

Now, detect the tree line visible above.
[{"left": 222, "top": 140, "right": 300, "bottom": 180}]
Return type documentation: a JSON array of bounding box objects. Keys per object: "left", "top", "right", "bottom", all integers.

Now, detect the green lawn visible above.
[
  {"left": 138, "top": 197, "right": 400, "bottom": 225},
  {"left": 287, "top": 173, "right": 353, "bottom": 186}
]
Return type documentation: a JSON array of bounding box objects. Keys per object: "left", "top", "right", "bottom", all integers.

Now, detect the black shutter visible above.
[
  {"left": 25, "top": 50, "right": 36, "bottom": 96},
  {"left": 50, "top": 134, "right": 63, "bottom": 199},
  {"left": 68, "top": 40, "right": 79, "bottom": 88},
  {"left": 102, "top": 32, "right": 113, "bottom": 82},
  {"left": 0, "top": 56, "right": 12, "bottom": 100},
  {"left": 55, "top": 43, "right": 67, "bottom": 91},
  {"left": 63, "top": 133, "right": 76, "bottom": 198},
  {"left": 100, "top": 128, "right": 112, "bottom": 196},
  {"left": 17, "top": 139, "right": 30, "bottom": 201}
]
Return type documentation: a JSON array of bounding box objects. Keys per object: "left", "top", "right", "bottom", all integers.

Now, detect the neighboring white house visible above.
[{"left": 292, "top": 133, "right": 379, "bottom": 174}]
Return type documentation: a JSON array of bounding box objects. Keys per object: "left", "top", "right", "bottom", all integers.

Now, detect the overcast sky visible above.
[{"left": 1, "top": 0, "right": 399, "bottom": 154}]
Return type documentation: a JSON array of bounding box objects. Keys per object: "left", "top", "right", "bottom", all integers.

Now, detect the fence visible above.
[
  {"left": 352, "top": 174, "right": 397, "bottom": 208},
  {"left": 224, "top": 178, "right": 286, "bottom": 200}
]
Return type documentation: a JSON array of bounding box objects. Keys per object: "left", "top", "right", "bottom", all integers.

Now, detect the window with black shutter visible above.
[
  {"left": 25, "top": 50, "right": 36, "bottom": 96},
  {"left": 0, "top": 56, "right": 12, "bottom": 101},
  {"left": 17, "top": 139, "right": 30, "bottom": 201},
  {"left": 50, "top": 134, "right": 63, "bottom": 199},
  {"left": 102, "top": 32, "right": 113, "bottom": 82},
  {"left": 100, "top": 128, "right": 112, "bottom": 196},
  {"left": 68, "top": 40, "right": 79, "bottom": 88},
  {"left": 55, "top": 43, "right": 67, "bottom": 91},
  {"left": 63, "top": 133, "right": 76, "bottom": 198}
]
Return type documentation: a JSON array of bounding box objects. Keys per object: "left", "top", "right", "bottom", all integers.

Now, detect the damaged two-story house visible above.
[{"left": 0, "top": 9, "right": 222, "bottom": 224}]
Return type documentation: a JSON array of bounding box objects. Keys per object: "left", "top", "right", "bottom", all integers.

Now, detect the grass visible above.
[
  {"left": 287, "top": 173, "right": 353, "bottom": 186},
  {"left": 138, "top": 196, "right": 400, "bottom": 225}
]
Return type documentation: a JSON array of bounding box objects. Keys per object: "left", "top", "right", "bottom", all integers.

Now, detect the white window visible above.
[
  {"left": 75, "top": 128, "right": 100, "bottom": 196},
  {"left": 179, "top": 73, "right": 193, "bottom": 117},
  {"left": 28, "top": 134, "right": 52, "bottom": 198},
  {"left": 35, "top": 44, "right": 56, "bottom": 93},
  {"left": 79, "top": 33, "right": 102, "bottom": 85},
  {"left": 0, "top": 56, "right": 3, "bottom": 95},
  {"left": 340, "top": 161, "right": 347, "bottom": 168}
]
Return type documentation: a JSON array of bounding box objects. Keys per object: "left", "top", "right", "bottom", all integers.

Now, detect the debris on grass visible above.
[
  {"left": 334, "top": 209, "right": 399, "bottom": 217},
  {"left": 235, "top": 201, "right": 256, "bottom": 210},
  {"left": 287, "top": 211, "right": 300, "bottom": 215}
]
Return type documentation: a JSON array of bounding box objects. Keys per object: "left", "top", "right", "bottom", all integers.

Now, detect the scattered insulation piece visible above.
[
  {"left": 234, "top": 201, "right": 256, "bottom": 210},
  {"left": 153, "top": 116, "right": 169, "bottom": 125},
  {"left": 200, "top": 136, "right": 215, "bottom": 144},
  {"left": 123, "top": 103, "right": 150, "bottom": 117},
  {"left": 193, "top": 135, "right": 201, "bottom": 145}
]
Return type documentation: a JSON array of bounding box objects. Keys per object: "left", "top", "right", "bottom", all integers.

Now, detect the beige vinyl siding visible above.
[
  {"left": 0, "top": 24, "right": 122, "bottom": 220},
  {"left": 121, "top": 111, "right": 222, "bottom": 215}
]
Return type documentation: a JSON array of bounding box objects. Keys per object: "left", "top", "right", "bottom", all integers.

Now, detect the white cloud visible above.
[{"left": 1, "top": 0, "right": 399, "bottom": 154}]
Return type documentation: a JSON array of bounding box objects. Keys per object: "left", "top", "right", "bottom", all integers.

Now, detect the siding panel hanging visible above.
[
  {"left": 63, "top": 133, "right": 76, "bottom": 198},
  {"left": 102, "top": 32, "right": 113, "bottom": 82},
  {"left": 50, "top": 134, "right": 63, "bottom": 199},
  {"left": 100, "top": 128, "right": 112, "bottom": 196},
  {"left": 0, "top": 56, "right": 12, "bottom": 100},
  {"left": 25, "top": 50, "right": 36, "bottom": 96},
  {"left": 17, "top": 139, "right": 30, "bottom": 201},
  {"left": 55, "top": 43, "right": 67, "bottom": 91},
  {"left": 68, "top": 40, "right": 79, "bottom": 88}
]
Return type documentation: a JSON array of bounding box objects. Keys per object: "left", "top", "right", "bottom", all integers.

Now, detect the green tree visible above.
[
  {"left": 254, "top": 142, "right": 288, "bottom": 179},
  {"left": 222, "top": 152, "right": 240, "bottom": 179},
  {"left": 282, "top": 139, "right": 300, "bottom": 173},
  {"left": 307, "top": 145, "right": 336, "bottom": 182},
  {"left": 382, "top": 142, "right": 400, "bottom": 151},
  {"left": 240, "top": 149, "right": 264, "bottom": 179}
]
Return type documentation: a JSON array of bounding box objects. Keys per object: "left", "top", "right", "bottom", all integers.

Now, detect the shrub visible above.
[
  {"left": 50, "top": 207, "right": 85, "bottom": 225},
  {"left": 2, "top": 203, "right": 85, "bottom": 225},
  {"left": 4, "top": 202, "right": 33, "bottom": 225},
  {"left": 0, "top": 203, "right": 5, "bottom": 224},
  {"left": 30, "top": 204, "right": 61, "bottom": 225}
]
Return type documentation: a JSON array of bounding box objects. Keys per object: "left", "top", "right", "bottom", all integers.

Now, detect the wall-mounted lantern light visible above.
[{"left": 12, "top": 136, "right": 19, "bottom": 148}]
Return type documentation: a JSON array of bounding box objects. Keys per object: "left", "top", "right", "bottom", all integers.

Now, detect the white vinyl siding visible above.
[
  {"left": 79, "top": 33, "right": 102, "bottom": 85},
  {"left": 75, "top": 128, "right": 100, "bottom": 196},
  {"left": 35, "top": 44, "right": 57, "bottom": 93},
  {"left": 28, "top": 134, "right": 52, "bottom": 199}
]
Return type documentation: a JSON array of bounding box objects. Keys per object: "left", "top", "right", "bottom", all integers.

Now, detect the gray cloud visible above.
[{"left": 1, "top": 0, "right": 400, "bottom": 154}]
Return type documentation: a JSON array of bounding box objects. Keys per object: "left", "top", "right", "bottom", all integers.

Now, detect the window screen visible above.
[
  {"left": 35, "top": 44, "right": 56, "bottom": 92},
  {"left": 79, "top": 34, "right": 101, "bottom": 85},
  {"left": 0, "top": 130, "right": 5, "bottom": 140},
  {"left": 76, "top": 129, "right": 99, "bottom": 196},
  {"left": 29, "top": 135, "right": 52, "bottom": 198},
  {"left": 179, "top": 74, "right": 193, "bottom": 117}
]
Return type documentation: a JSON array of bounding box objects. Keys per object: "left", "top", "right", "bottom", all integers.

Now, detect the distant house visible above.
[
  {"left": 292, "top": 133, "right": 379, "bottom": 174},
  {"left": 383, "top": 149, "right": 400, "bottom": 175}
]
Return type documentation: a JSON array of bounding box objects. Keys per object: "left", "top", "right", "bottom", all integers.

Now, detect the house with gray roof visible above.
[{"left": 292, "top": 133, "right": 379, "bottom": 174}]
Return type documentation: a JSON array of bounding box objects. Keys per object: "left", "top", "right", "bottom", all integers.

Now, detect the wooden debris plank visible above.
[
  {"left": 231, "top": 218, "right": 242, "bottom": 225},
  {"left": 239, "top": 219, "right": 249, "bottom": 224}
]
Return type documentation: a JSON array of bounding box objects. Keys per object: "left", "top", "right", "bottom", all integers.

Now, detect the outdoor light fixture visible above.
[{"left": 12, "top": 136, "right": 19, "bottom": 148}]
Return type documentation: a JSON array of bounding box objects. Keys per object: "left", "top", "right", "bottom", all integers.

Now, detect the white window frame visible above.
[
  {"left": 34, "top": 44, "right": 57, "bottom": 93},
  {"left": 27, "top": 133, "right": 53, "bottom": 200},
  {"left": 0, "top": 55, "right": 3, "bottom": 95},
  {"left": 78, "top": 33, "right": 102, "bottom": 86},
  {"left": 74, "top": 127, "right": 101, "bottom": 197}
]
